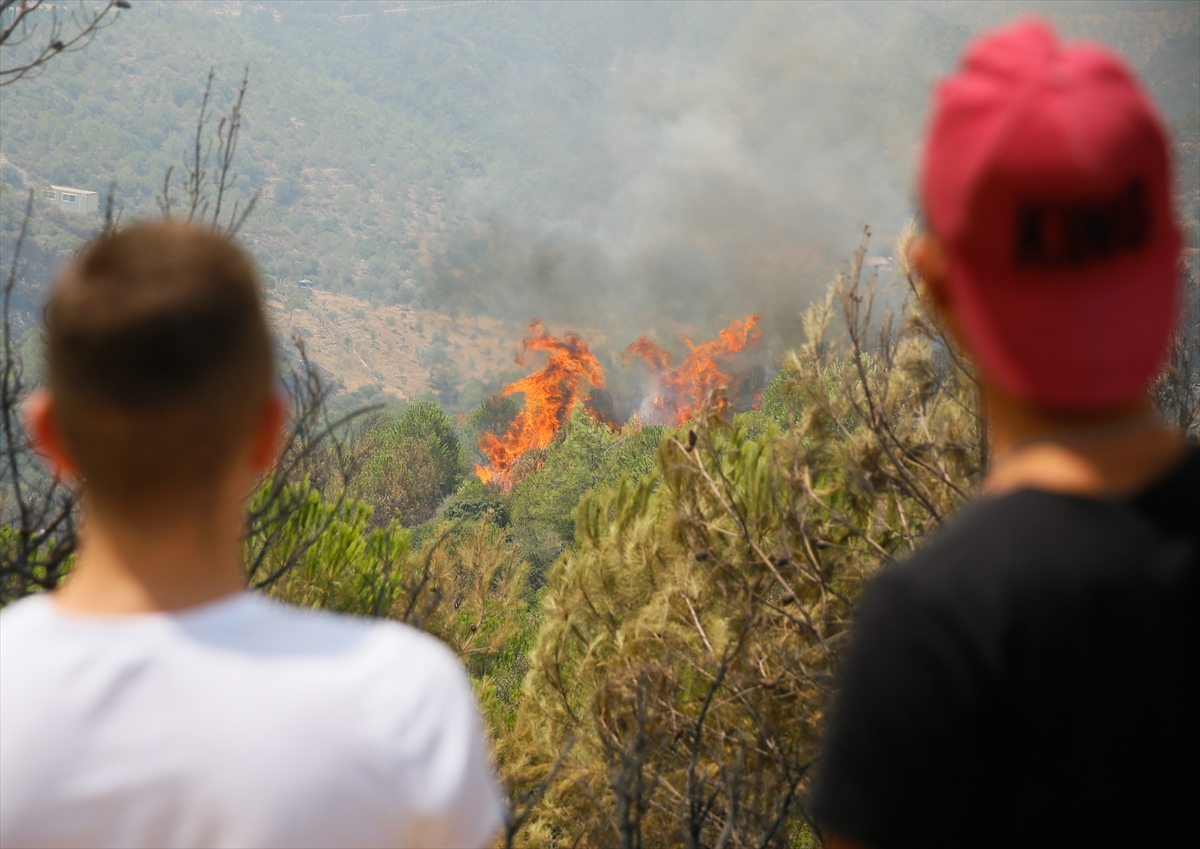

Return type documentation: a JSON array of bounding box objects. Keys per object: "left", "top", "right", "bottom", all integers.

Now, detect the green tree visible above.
[
  {"left": 346, "top": 401, "right": 467, "bottom": 528},
  {"left": 352, "top": 437, "right": 445, "bottom": 529},
  {"left": 507, "top": 410, "right": 664, "bottom": 579},
  {"left": 253, "top": 482, "right": 532, "bottom": 711}
]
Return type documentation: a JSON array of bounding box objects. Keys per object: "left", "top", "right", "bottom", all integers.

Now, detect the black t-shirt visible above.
[{"left": 811, "top": 447, "right": 1199, "bottom": 849}]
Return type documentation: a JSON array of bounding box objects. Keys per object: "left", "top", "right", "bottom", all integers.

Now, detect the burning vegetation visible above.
[
  {"left": 476, "top": 322, "right": 607, "bottom": 487},
  {"left": 623, "top": 315, "right": 762, "bottom": 426},
  {"left": 475, "top": 316, "right": 764, "bottom": 486}
]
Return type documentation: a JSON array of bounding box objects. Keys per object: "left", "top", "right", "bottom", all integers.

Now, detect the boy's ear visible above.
[
  {"left": 910, "top": 234, "right": 973, "bottom": 354},
  {"left": 24, "top": 390, "right": 79, "bottom": 480},
  {"left": 249, "top": 394, "right": 286, "bottom": 475},
  {"left": 910, "top": 234, "right": 953, "bottom": 314}
]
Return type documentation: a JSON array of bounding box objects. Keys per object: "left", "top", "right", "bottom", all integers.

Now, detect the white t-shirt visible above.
[{"left": 0, "top": 592, "right": 504, "bottom": 849}]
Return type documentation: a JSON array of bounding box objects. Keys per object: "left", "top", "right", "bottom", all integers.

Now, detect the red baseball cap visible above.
[{"left": 920, "top": 18, "right": 1182, "bottom": 409}]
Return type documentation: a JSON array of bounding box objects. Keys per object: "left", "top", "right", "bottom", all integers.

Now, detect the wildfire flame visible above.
[
  {"left": 476, "top": 321, "right": 607, "bottom": 487},
  {"left": 476, "top": 316, "right": 762, "bottom": 486},
  {"left": 623, "top": 315, "right": 762, "bottom": 427}
]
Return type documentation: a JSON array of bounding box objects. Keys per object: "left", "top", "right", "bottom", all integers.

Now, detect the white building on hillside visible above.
[{"left": 43, "top": 185, "right": 100, "bottom": 215}]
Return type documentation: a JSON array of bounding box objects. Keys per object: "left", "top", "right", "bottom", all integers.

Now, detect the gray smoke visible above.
[
  {"left": 434, "top": 2, "right": 950, "bottom": 364},
  {"left": 432, "top": 1, "right": 1195, "bottom": 364}
]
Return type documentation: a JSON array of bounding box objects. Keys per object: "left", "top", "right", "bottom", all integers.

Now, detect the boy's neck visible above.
[
  {"left": 982, "top": 386, "right": 1187, "bottom": 499},
  {"left": 55, "top": 497, "right": 247, "bottom": 615}
]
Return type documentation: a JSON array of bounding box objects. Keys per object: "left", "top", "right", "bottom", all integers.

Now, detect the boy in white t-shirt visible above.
[{"left": 0, "top": 222, "right": 504, "bottom": 849}]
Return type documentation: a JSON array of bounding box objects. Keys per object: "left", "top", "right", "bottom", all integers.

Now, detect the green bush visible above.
[
  {"left": 251, "top": 482, "right": 532, "bottom": 704},
  {"left": 507, "top": 410, "right": 664, "bottom": 580},
  {"left": 363, "top": 400, "right": 466, "bottom": 498},
  {"left": 438, "top": 478, "right": 511, "bottom": 527},
  {"left": 352, "top": 436, "right": 445, "bottom": 529}
]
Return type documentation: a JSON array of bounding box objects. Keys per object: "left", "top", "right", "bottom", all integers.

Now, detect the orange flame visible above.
[
  {"left": 476, "top": 321, "right": 607, "bottom": 487},
  {"left": 623, "top": 315, "right": 762, "bottom": 426}
]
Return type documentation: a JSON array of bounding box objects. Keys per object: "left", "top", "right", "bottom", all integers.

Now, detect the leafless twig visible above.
[
  {"left": 0, "top": 0, "right": 127, "bottom": 86},
  {"left": 1, "top": 190, "right": 77, "bottom": 603},
  {"left": 157, "top": 67, "right": 260, "bottom": 236}
]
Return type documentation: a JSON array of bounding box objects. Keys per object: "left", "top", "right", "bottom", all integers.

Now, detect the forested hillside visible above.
[{"left": 3, "top": 0, "right": 1196, "bottom": 371}]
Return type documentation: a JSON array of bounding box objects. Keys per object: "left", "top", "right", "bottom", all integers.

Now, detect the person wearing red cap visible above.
[{"left": 811, "top": 18, "right": 1196, "bottom": 849}]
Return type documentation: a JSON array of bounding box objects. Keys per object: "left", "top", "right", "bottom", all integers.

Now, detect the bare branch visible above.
[
  {"left": 155, "top": 67, "right": 262, "bottom": 236},
  {"left": 1, "top": 190, "right": 78, "bottom": 602},
  {"left": 0, "top": 1, "right": 127, "bottom": 87}
]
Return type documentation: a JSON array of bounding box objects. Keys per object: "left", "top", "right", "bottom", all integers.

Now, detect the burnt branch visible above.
[{"left": 1153, "top": 266, "right": 1200, "bottom": 441}]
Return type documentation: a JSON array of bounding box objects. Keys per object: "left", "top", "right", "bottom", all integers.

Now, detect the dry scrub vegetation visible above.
[
  {"left": 485, "top": 230, "right": 986, "bottom": 847},
  {"left": 269, "top": 289, "right": 530, "bottom": 400}
]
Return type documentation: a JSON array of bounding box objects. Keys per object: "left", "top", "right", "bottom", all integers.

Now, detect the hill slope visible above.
[{"left": 2, "top": 0, "right": 1195, "bottom": 409}]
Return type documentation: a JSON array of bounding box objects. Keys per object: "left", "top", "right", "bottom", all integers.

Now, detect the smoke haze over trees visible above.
[{"left": 2, "top": 0, "right": 1197, "bottom": 364}]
